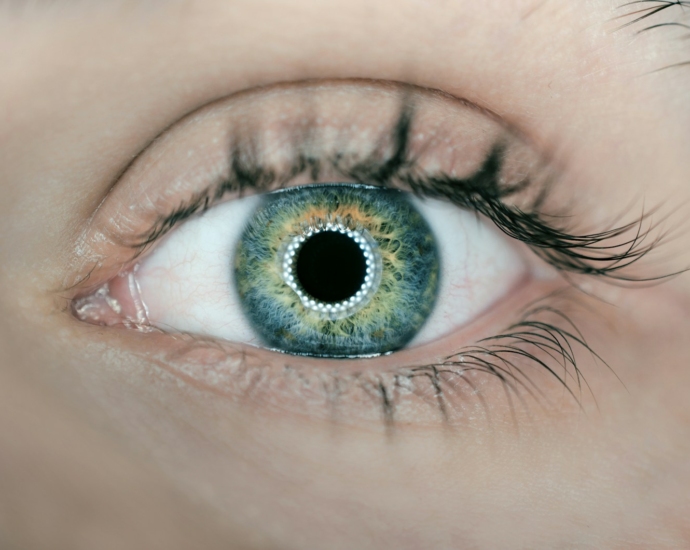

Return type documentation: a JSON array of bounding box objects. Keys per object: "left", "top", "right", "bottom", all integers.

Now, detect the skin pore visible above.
[{"left": 1, "top": 0, "right": 690, "bottom": 548}]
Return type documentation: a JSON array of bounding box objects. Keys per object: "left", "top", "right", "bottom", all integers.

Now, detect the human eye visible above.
[
  {"left": 115, "top": 182, "right": 527, "bottom": 357},
  {"left": 66, "top": 80, "right": 661, "bottom": 426},
  {"left": 7, "top": 0, "right": 690, "bottom": 546}
]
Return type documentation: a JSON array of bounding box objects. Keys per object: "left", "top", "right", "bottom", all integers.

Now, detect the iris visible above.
[{"left": 234, "top": 184, "right": 439, "bottom": 357}]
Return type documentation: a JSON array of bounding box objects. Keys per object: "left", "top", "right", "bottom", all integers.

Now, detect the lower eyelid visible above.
[{"left": 74, "top": 273, "right": 599, "bottom": 429}]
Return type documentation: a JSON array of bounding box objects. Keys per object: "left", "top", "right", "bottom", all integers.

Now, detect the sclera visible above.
[{"left": 133, "top": 191, "right": 527, "bottom": 354}]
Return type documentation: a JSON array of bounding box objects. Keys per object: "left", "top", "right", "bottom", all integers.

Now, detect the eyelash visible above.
[
  {"left": 134, "top": 102, "right": 661, "bottom": 282},
  {"left": 618, "top": 0, "right": 690, "bottom": 33},
  {"left": 93, "top": 93, "right": 670, "bottom": 426},
  {"left": 359, "top": 294, "right": 606, "bottom": 427},
  {"left": 158, "top": 289, "right": 606, "bottom": 427}
]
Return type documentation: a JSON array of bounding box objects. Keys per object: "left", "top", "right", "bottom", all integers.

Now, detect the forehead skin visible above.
[{"left": 1, "top": 1, "right": 690, "bottom": 549}]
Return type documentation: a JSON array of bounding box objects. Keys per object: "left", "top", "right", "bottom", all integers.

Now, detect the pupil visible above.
[{"left": 295, "top": 231, "right": 367, "bottom": 303}]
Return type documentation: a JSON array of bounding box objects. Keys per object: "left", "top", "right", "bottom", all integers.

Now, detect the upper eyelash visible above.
[{"left": 134, "top": 101, "right": 667, "bottom": 282}]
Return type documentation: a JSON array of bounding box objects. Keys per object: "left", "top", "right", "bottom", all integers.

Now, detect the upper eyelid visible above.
[
  {"left": 129, "top": 86, "right": 524, "bottom": 244},
  {"left": 61, "top": 80, "right": 505, "bottom": 293},
  {"left": 132, "top": 102, "right": 665, "bottom": 284},
  {"left": 68, "top": 80, "right": 677, "bottom": 297},
  {"left": 99, "top": 81, "right": 510, "bottom": 245}
]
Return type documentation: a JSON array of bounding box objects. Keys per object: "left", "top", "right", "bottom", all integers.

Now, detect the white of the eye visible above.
[
  {"left": 135, "top": 193, "right": 527, "bottom": 348},
  {"left": 136, "top": 196, "right": 262, "bottom": 344},
  {"left": 407, "top": 196, "right": 526, "bottom": 346}
]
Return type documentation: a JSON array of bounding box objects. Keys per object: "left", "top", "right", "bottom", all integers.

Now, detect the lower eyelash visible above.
[
  {"left": 144, "top": 288, "right": 614, "bottom": 429},
  {"left": 348, "top": 295, "right": 610, "bottom": 428}
]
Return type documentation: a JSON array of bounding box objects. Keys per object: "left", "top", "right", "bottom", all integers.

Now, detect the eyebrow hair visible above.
[
  {"left": 617, "top": 1, "right": 689, "bottom": 30},
  {"left": 616, "top": 1, "right": 690, "bottom": 70}
]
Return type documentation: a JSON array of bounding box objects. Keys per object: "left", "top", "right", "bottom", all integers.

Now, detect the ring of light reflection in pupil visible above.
[{"left": 281, "top": 225, "right": 381, "bottom": 319}]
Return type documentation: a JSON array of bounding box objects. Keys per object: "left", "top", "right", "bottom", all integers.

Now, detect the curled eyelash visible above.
[
  {"left": 364, "top": 299, "right": 607, "bottom": 427},
  {"left": 134, "top": 100, "right": 670, "bottom": 282}
]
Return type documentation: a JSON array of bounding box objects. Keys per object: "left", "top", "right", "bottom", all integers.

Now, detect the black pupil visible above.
[{"left": 295, "top": 231, "right": 367, "bottom": 303}]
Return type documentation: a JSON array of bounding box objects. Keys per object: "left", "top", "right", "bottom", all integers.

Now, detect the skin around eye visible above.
[
  {"left": 3, "top": 0, "right": 690, "bottom": 548},
  {"left": 68, "top": 77, "right": 649, "bottom": 435},
  {"left": 98, "top": 184, "right": 528, "bottom": 357}
]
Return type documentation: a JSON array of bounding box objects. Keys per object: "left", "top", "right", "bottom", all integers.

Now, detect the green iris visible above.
[{"left": 234, "top": 184, "right": 439, "bottom": 357}]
